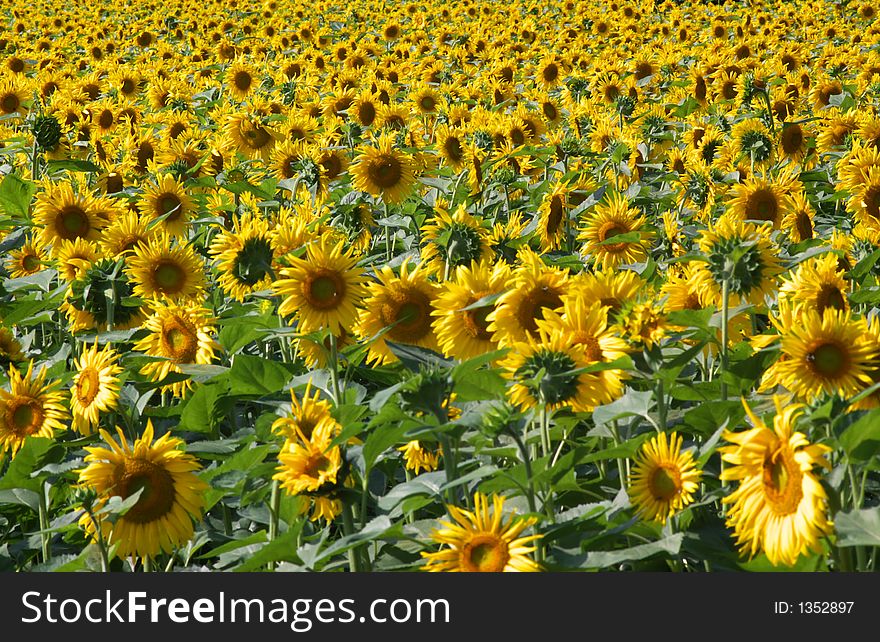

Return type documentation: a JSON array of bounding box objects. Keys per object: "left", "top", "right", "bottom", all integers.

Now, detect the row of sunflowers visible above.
[{"left": 1, "top": 0, "right": 880, "bottom": 572}]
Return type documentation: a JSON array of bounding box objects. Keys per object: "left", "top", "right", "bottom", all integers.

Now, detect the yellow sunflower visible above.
[
  {"left": 778, "top": 253, "right": 849, "bottom": 316},
  {"left": 140, "top": 174, "right": 195, "bottom": 237},
  {"left": 77, "top": 420, "right": 207, "bottom": 560},
  {"left": 0, "top": 361, "right": 68, "bottom": 457},
  {"left": 720, "top": 397, "right": 832, "bottom": 567},
  {"left": 420, "top": 206, "right": 491, "bottom": 278},
  {"left": 398, "top": 441, "right": 441, "bottom": 475},
  {"left": 126, "top": 233, "right": 205, "bottom": 303},
  {"left": 350, "top": 133, "right": 418, "bottom": 204},
  {"left": 726, "top": 175, "right": 793, "bottom": 228},
  {"left": 99, "top": 211, "right": 155, "bottom": 257},
  {"left": 33, "top": 181, "right": 113, "bottom": 253},
  {"left": 629, "top": 432, "right": 702, "bottom": 524},
  {"left": 431, "top": 260, "right": 510, "bottom": 361},
  {"left": 225, "top": 112, "right": 280, "bottom": 160},
  {"left": 275, "top": 237, "right": 368, "bottom": 334},
  {"left": 133, "top": 303, "right": 220, "bottom": 398},
  {"left": 271, "top": 380, "right": 334, "bottom": 442},
  {"left": 6, "top": 241, "right": 46, "bottom": 278},
  {"left": 209, "top": 213, "right": 278, "bottom": 301},
  {"left": 578, "top": 192, "right": 652, "bottom": 270},
  {"left": 356, "top": 261, "right": 440, "bottom": 365},
  {"left": 537, "top": 181, "right": 570, "bottom": 252},
  {"left": 421, "top": 492, "right": 542, "bottom": 572},
  {"left": 0, "top": 328, "right": 24, "bottom": 366},
  {"left": 70, "top": 342, "right": 122, "bottom": 436}
]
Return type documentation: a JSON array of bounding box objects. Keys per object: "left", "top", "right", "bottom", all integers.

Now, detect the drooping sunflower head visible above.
[
  {"left": 629, "top": 432, "right": 702, "bottom": 524},
  {"left": 273, "top": 419, "right": 344, "bottom": 498},
  {"left": 720, "top": 396, "right": 832, "bottom": 567},
  {"left": 275, "top": 237, "right": 368, "bottom": 334},
  {"left": 77, "top": 420, "right": 207, "bottom": 560},
  {"left": 421, "top": 492, "right": 542, "bottom": 572},
  {"left": 780, "top": 190, "right": 815, "bottom": 244}
]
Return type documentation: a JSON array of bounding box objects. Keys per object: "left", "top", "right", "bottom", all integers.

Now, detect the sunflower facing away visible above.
[
  {"left": 0, "top": 361, "right": 68, "bottom": 456},
  {"left": 77, "top": 420, "right": 207, "bottom": 560},
  {"left": 70, "top": 342, "right": 122, "bottom": 436},
  {"left": 421, "top": 492, "right": 542, "bottom": 572},
  {"left": 720, "top": 397, "right": 832, "bottom": 567},
  {"left": 629, "top": 432, "right": 702, "bottom": 524},
  {"left": 209, "top": 212, "right": 278, "bottom": 301}
]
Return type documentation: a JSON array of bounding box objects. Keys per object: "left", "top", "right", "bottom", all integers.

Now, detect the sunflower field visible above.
[{"left": 1, "top": 0, "right": 880, "bottom": 575}]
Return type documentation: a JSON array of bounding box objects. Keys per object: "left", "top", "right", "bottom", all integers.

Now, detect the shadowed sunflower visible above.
[
  {"left": 780, "top": 191, "right": 816, "bottom": 243},
  {"left": 779, "top": 253, "right": 849, "bottom": 316},
  {"left": 486, "top": 249, "right": 567, "bottom": 347},
  {"left": 225, "top": 112, "right": 280, "bottom": 160},
  {"left": 356, "top": 261, "right": 440, "bottom": 365},
  {"left": 720, "top": 397, "right": 832, "bottom": 567},
  {"left": 432, "top": 260, "right": 510, "bottom": 360},
  {"left": 209, "top": 213, "right": 278, "bottom": 301},
  {"left": 421, "top": 492, "right": 541, "bottom": 572},
  {"left": 133, "top": 304, "right": 220, "bottom": 398},
  {"left": 759, "top": 308, "right": 877, "bottom": 402},
  {"left": 275, "top": 238, "right": 368, "bottom": 334},
  {"left": 55, "top": 238, "right": 98, "bottom": 282},
  {"left": 435, "top": 124, "right": 467, "bottom": 171},
  {"left": 629, "top": 432, "right": 702, "bottom": 524},
  {"left": 77, "top": 420, "right": 207, "bottom": 560},
  {"left": 578, "top": 192, "right": 652, "bottom": 270},
  {"left": 727, "top": 175, "right": 793, "bottom": 228},
  {"left": 350, "top": 133, "right": 417, "bottom": 204},
  {"left": 271, "top": 380, "right": 334, "bottom": 442},
  {"left": 0, "top": 328, "right": 23, "bottom": 366},
  {"left": 0, "top": 361, "right": 67, "bottom": 457},
  {"left": 537, "top": 181, "right": 570, "bottom": 252},
  {"left": 398, "top": 441, "right": 441, "bottom": 475},
  {"left": 70, "top": 342, "right": 122, "bottom": 436},
  {"left": 140, "top": 174, "right": 194, "bottom": 237},
  {"left": 99, "top": 211, "right": 154, "bottom": 257},
  {"left": 126, "top": 233, "right": 205, "bottom": 303}
]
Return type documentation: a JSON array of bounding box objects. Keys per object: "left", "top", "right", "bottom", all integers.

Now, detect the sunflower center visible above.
[
  {"left": 244, "top": 124, "right": 272, "bottom": 150},
  {"left": 382, "top": 288, "right": 433, "bottom": 342},
  {"left": 746, "top": 188, "right": 779, "bottom": 223},
  {"left": 462, "top": 293, "right": 494, "bottom": 341},
  {"left": 816, "top": 285, "right": 846, "bottom": 314},
  {"left": 460, "top": 534, "right": 509, "bottom": 572},
  {"left": 319, "top": 152, "right": 343, "bottom": 179},
  {"left": 367, "top": 154, "right": 403, "bottom": 188},
  {"left": 795, "top": 210, "right": 813, "bottom": 240},
  {"left": 58, "top": 205, "right": 90, "bottom": 239},
  {"left": 578, "top": 335, "right": 603, "bottom": 362},
  {"left": 761, "top": 446, "right": 802, "bottom": 514},
  {"left": 863, "top": 186, "right": 880, "bottom": 221},
  {"left": 0, "top": 93, "right": 20, "bottom": 113},
  {"left": 443, "top": 137, "right": 463, "bottom": 163},
  {"left": 516, "top": 285, "right": 563, "bottom": 336},
  {"left": 76, "top": 367, "right": 100, "bottom": 405},
  {"left": 781, "top": 125, "right": 803, "bottom": 154},
  {"left": 116, "top": 457, "right": 176, "bottom": 524},
  {"left": 305, "top": 453, "right": 333, "bottom": 478},
  {"left": 547, "top": 195, "right": 564, "bottom": 234},
  {"left": 158, "top": 193, "right": 182, "bottom": 220},
  {"left": 649, "top": 465, "right": 682, "bottom": 501},
  {"left": 597, "top": 221, "right": 629, "bottom": 252},
  {"left": 10, "top": 400, "right": 41, "bottom": 435},
  {"left": 304, "top": 270, "right": 347, "bottom": 311},
  {"left": 153, "top": 260, "right": 187, "bottom": 293},
  {"left": 161, "top": 318, "right": 199, "bottom": 362},
  {"left": 22, "top": 253, "right": 41, "bottom": 272},
  {"left": 807, "top": 341, "right": 849, "bottom": 378},
  {"left": 233, "top": 71, "right": 252, "bottom": 91}
]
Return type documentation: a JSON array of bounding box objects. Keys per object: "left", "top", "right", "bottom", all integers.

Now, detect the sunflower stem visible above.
[
  {"left": 656, "top": 378, "right": 666, "bottom": 431},
  {"left": 328, "top": 332, "right": 341, "bottom": 405},
  {"left": 143, "top": 557, "right": 153, "bottom": 572},
  {"left": 31, "top": 136, "right": 40, "bottom": 182},
  {"left": 403, "top": 468, "right": 415, "bottom": 524},
  {"left": 38, "top": 481, "right": 50, "bottom": 564},
  {"left": 610, "top": 420, "right": 627, "bottom": 492},
  {"left": 85, "top": 506, "right": 110, "bottom": 572},
  {"left": 267, "top": 479, "right": 280, "bottom": 571},
  {"left": 340, "top": 503, "right": 361, "bottom": 572},
  {"left": 720, "top": 278, "right": 730, "bottom": 402}
]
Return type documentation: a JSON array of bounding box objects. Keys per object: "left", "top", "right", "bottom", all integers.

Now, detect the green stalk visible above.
[
  {"left": 341, "top": 503, "right": 361, "bottom": 572},
  {"left": 38, "top": 481, "right": 50, "bottom": 564},
  {"left": 610, "top": 420, "right": 628, "bottom": 492},
  {"left": 720, "top": 278, "right": 730, "bottom": 402},
  {"left": 328, "top": 332, "right": 342, "bottom": 405},
  {"left": 539, "top": 404, "right": 551, "bottom": 458},
  {"left": 656, "top": 379, "right": 666, "bottom": 431}
]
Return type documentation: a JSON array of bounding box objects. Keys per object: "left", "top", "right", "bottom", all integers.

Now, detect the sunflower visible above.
[
  {"left": 126, "top": 233, "right": 205, "bottom": 303},
  {"left": 77, "top": 420, "right": 207, "bottom": 560},
  {"left": 6, "top": 240, "right": 46, "bottom": 278},
  {"left": 398, "top": 441, "right": 441, "bottom": 475},
  {"left": 578, "top": 192, "right": 652, "bottom": 270},
  {"left": 70, "top": 342, "right": 122, "bottom": 436},
  {"left": 778, "top": 253, "right": 849, "bottom": 316},
  {"left": 421, "top": 206, "right": 490, "bottom": 277},
  {"left": 133, "top": 303, "right": 220, "bottom": 398},
  {"left": 759, "top": 308, "right": 877, "bottom": 403},
  {"left": 629, "top": 432, "right": 702, "bottom": 524},
  {"left": 0, "top": 77, "right": 27, "bottom": 119},
  {"left": 537, "top": 295, "right": 629, "bottom": 408},
  {"left": 226, "top": 59, "right": 258, "bottom": 101},
  {"left": 435, "top": 124, "right": 467, "bottom": 171},
  {"left": 271, "top": 380, "right": 334, "bottom": 442},
  {"left": 720, "top": 397, "right": 832, "bottom": 567},
  {"left": 356, "top": 261, "right": 440, "bottom": 365},
  {"left": 350, "top": 133, "right": 417, "bottom": 204},
  {"left": 140, "top": 174, "right": 195, "bottom": 237},
  {"left": 0, "top": 361, "right": 67, "bottom": 457},
  {"left": 33, "top": 181, "right": 112, "bottom": 252},
  {"left": 275, "top": 237, "right": 368, "bottom": 334},
  {"left": 421, "top": 492, "right": 541, "bottom": 572},
  {"left": 726, "top": 175, "right": 792, "bottom": 228},
  {"left": 431, "top": 260, "right": 510, "bottom": 361},
  {"left": 617, "top": 299, "right": 668, "bottom": 349},
  {"left": 225, "top": 111, "right": 280, "bottom": 160},
  {"left": 0, "top": 328, "right": 24, "bottom": 366},
  {"left": 537, "top": 181, "right": 570, "bottom": 252},
  {"left": 209, "top": 213, "right": 278, "bottom": 301},
  {"left": 274, "top": 419, "right": 344, "bottom": 523},
  {"left": 486, "top": 249, "right": 567, "bottom": 347},
  {"left": 780, "top": 191, "right": 815, "bottom": 243},
  {"left": 778, "top": 122, "right": 812, "bottom": 164},
  {"left": 99, "top": 211, "right": 154, "bottom": 257}
]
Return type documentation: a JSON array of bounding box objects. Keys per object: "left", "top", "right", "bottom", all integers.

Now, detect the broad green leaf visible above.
[
  {"left": 834, "top": 508, "right": 880, "bottom": 547},
  {"left": 0, "top": 173, "right": 35, "bottom": 217},
  {"left": 839, "top": 409, "right": 880, "bottom": 461},
  {"left": 227, "top": 354, "right": 296, "bottom": 396}
]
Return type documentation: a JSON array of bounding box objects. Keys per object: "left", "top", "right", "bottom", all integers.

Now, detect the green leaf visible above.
[
  {"left": 0, "top": 173, "right": 35, "bottom": 217},
  {"left": 231, "top": 523, "right": 305, "bottom": 571},
  {"left": 201, "top": 443, "right": 273, "bottom": 510},
  {"left": 0, "top": 488, "right": 40, "bottom": 510},
  {"left": 0, "top": 437, "right": 57, "bottom": 492},
  {"left": 177, "top": 379, "right": 230, "bottom": 433},
  {"left": 363, "top": 422, "right": 416, "bottom": 471},
  {"left": 839, "top": 409, "right": 880, "bottom": 461},
  {"left": 567, "top": 534, "right": 684, "bottom": 568},
  {"left": 310, "top": 516, "right": 402, "bottom": 567},
  {"left": 227, "top": 354, "right": 296, "bottom": 396},
  {"left": 834, "top": 508, "right": 880, "bottom": 547},
  {"left": 591, "top": 389, "right": 654, "bottom": 426},
  {"left": 46, "top": 159, "right": 102, "bottom": 173},
  {"left": 386, "top": 342, "right": 453, "bottom": 371}
]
